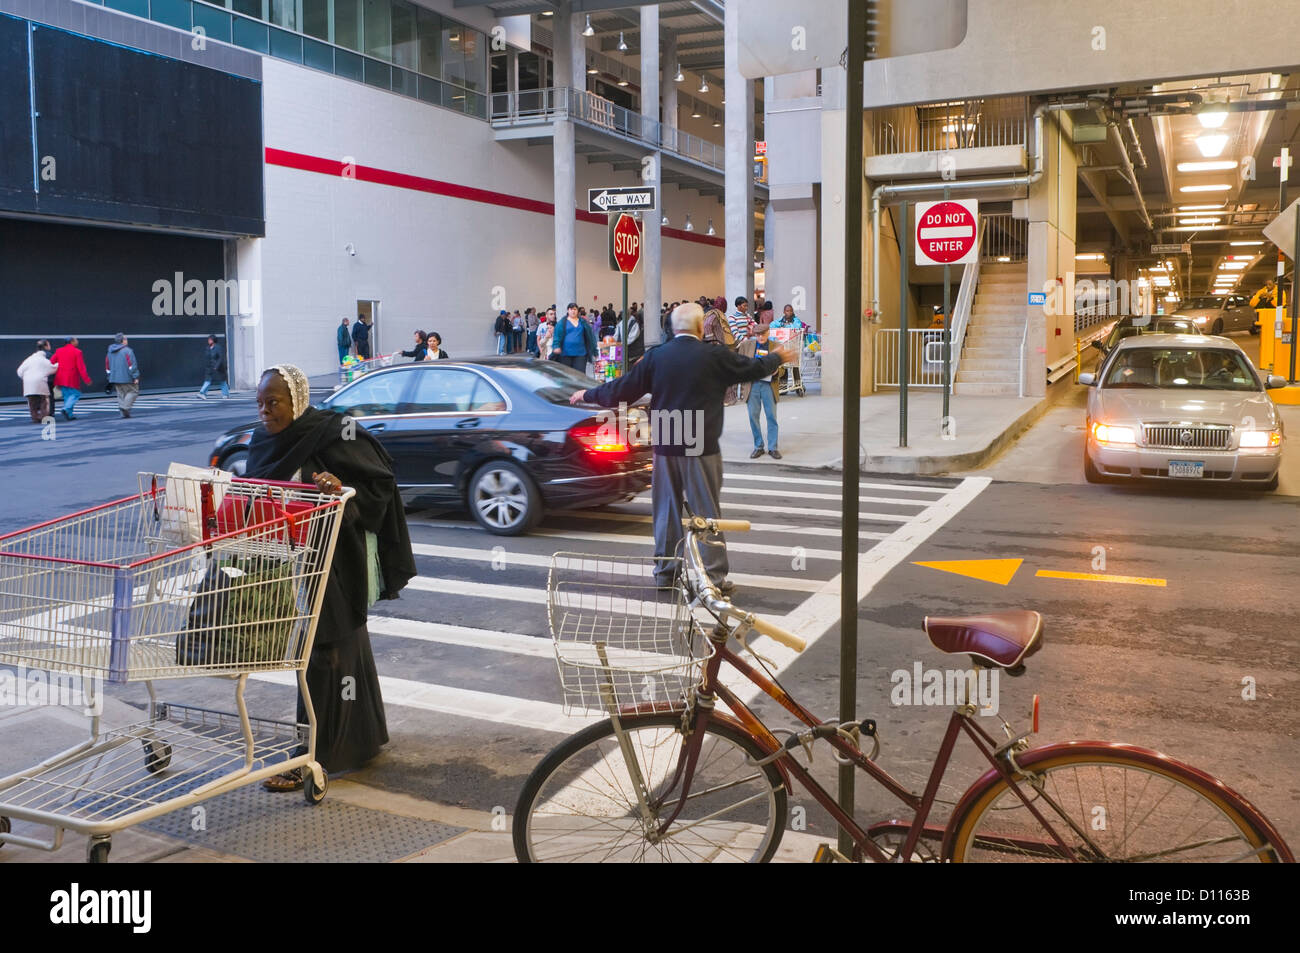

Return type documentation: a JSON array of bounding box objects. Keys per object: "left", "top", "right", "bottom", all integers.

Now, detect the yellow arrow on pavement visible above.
[{"left": 912, "top": 558, "right": 1023, "bottom": 586}]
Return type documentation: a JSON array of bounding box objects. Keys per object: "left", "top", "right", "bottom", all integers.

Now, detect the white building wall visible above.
[{"left": 253, "top": 57, "right": 724, "bottom": 379}]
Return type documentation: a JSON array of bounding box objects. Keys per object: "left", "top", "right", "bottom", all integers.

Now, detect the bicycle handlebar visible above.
[
  {"left": 748, "top": 614, "right": 807, "bottom": 652},
  {"left": 682, "top": 517, "right": 751, "bottom": 532}
]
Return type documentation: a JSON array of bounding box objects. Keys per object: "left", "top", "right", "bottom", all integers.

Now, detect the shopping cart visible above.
[
  {"left": 770, "top": 328, "right": 808, "bottom": 397},
  {"left": 0, "top": 473, "right": 351, "bottom": 862},
  {"left": 339, "top": 352, "right": 396, "bottom": 386},
  {"left": 801, "top": 332, "right": 822, "bottom": 386}
]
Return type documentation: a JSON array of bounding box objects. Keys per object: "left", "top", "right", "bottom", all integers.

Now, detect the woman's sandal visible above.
[{"left": 262, "top": 768, "right": 304, "bottom": 792}]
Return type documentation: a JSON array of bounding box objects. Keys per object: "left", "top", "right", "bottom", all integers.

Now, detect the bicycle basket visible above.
[{"left": 547, "top": 553, "right": 712, "bottom": 715}]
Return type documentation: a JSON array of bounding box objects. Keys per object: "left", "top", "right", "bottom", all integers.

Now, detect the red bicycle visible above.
[{"left": 514, "top": 517, "right": 1294, "bottom": 863}]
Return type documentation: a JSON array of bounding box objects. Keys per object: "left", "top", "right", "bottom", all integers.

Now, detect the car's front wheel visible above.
[
  {"left": 222, "top": 449, "right": 249, "bottom": 476},
  {"left": 1211, "top": 319, "right": 1224, "bottom": 335},
  {"left": 468, "top": 459, "right": 541, "bottom": 535},
  {"left": 1083, "top": 446, "right": 1106, "bottom": 484}
]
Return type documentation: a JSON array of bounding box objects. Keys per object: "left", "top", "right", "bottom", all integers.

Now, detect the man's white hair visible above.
[{"left": 670, "top": 302, "right": 704, "bottom": 336}]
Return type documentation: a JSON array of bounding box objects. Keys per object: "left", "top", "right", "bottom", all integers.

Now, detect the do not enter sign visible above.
[
  {"left": 611, "top": 213, "right": 642, "bottom": 274},
  {"left": 915, "top": 199, "right": 978, "bottom": 266}
]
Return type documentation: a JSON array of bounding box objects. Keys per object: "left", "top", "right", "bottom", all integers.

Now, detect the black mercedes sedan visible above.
[{"left": 208, "top": 358, "right": 652, "bottom": 535}]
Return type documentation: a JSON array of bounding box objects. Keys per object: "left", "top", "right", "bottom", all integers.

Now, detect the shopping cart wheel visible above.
[
  {"left": 304, "top": 768, "right": 328, "bottom": 806},
  {"left": 796, "top": 385, "right": 806, "bottom": 397},
  {"left": 87, "top": 837, "right": 111, "bottom": 864},
  {"left": 0, "top": 815, "right": 10, "bottom": 846},
  {"left": 143, "top": 740, "right": 172, "bottom": 773}
]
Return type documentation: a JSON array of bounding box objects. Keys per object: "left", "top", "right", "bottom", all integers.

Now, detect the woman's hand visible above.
[{"left": 312, "top": 471, "right": 344, "bottom": 495}]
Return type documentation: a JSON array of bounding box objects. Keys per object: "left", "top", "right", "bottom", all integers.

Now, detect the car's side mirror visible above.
[
  {"left": 1266, "top": 374, "right": 1289, "bottom": 389},
  {"left": 1090, "top": 341, "right": 1105, "bottom": 353},
  {"left": 1078, "top": 372, "right": 1097, "bottom": 386}
]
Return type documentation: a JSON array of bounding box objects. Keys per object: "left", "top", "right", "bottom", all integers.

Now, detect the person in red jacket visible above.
[{"left": 52, "top": 337, "right": 92, "bottom": 421}]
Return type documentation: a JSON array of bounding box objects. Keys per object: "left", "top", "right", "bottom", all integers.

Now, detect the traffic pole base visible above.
[{"left": 1268, "top": 385, "right": 1300, "bottom": 405}]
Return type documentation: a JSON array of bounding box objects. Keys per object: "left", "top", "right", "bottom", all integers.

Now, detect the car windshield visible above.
[
  {"left": 1104, "top": 317, "right": 1194, "bottom": 348},
  {"left": 493, "top": 361, "right": 599, "bottom": 404},
  {"left": 1182, "top": 296, "right": 1225, "bottom": 311},
  {"left": 1103, "top": 347, "right": 1261, "bottom": 391}
]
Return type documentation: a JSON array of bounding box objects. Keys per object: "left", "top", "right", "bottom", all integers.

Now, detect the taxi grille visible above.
[{"left": 1142, "top": 425, "right": 1231, "bottom": 450}]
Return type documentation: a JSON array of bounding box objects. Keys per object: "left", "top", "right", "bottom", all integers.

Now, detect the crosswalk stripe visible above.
[
  {"left": 716, "top": 485, "right": 928, "bottom": 507},
  {"left": 424, "top": 525, "right": 845, "bottom": 560},
  {"left": 723, "top": 473, "right": 953, "bottom": 494},
  {"left": 406, "top": 575, "right": 545, "bottom": 604},
  {"left": 368, "top": 615, "right": 553, "bottom": 657},
  {"left": 407, "top": 542, "right": 831, "bottom": 592},
  {"left": 543, "top": 509, "right": 891, "bottom": 541},
  {"left": 628, "top": 496, "right": 912, "bottom": 524},
  {"left": 251, "top": 668, "right": 596, "bottom": 733}
]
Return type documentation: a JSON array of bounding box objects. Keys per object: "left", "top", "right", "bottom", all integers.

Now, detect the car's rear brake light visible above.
[{"left": 571, "top": 424, "right": 630, "bottom": 454}]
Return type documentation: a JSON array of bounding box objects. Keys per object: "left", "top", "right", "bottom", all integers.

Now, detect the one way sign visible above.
[{"left": 588, "top": 186, "right": 657, "bottom": 212}]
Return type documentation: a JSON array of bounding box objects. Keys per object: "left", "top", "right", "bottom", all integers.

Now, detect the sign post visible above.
[
  {"left": 913, "top": 197, "right": 979, "bottom": 444},
  {"left": 898, "top": 201, "right": 910, "bottom": 448},
  {"left": 609, "top": 211, "right": 642, "bottom": 374}
]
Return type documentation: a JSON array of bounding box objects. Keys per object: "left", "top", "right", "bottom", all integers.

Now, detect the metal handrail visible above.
[
  {"left": 490, "top": 86, "right": 724, "bottom": 170},
  {"left": 946, "top": 246, "right": 980, "bottom": 386},
  {"left": 871, "top": 97, "right": 1029, "bottom": 156}
]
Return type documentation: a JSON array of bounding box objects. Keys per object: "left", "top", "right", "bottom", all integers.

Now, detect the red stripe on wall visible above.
[{"left": 265, "top": 147, "right": 725, "bottom": 247}]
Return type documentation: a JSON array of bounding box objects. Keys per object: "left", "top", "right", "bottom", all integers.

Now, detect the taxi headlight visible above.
[
  {"left": 1239, "top": 430, "right": 1282, "bottom": 449},
  {"left": 1192, "top": 316, "right": 1208, "bottom": 325},
  {"left": 1092, "top": 422, "right": 1136, "bottom": 445}
]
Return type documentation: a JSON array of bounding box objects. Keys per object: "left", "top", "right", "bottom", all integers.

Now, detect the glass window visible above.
[
  {"left": 391, "top": 1, "right": 417, "bottom": 69},
  {"left": 493, "top": 362, "right": 595, "bottom": 403},
  {"left": 302, "top": 0, "right": 329, "bottom": 41},
  {"left": 364, "top": 58, "right": 391, "bottom": 89},
  {"left": 462, "top": 27, "right": 485, "bottom": 93},
  {"left": 334, "top": 0, "right": 359, "bottom": 51},
  {"left": 269, "top": 0, "right": 296, "bottom": 30},
  {"left": 417, "top": 74, "right": 442, "bottom": 104},
  {"left": 1103, "top": 347, "right": 1259, "bottom": 391},
  {"left": 149, "top": 0, "right": 191, "bottom": 31},
  {"left": 192, "top": 3, "right": 232, "bottom": 44},
  {"left": 334, "top": 48, "right": 363, "bottom": 80},
  {"left": 270, "top": 27, "right": 303, "bottom": 62},
  {"left": 392, "top": 67, "right": 417, "bottom": 97},
  {"left": 401, "top": 369, "right": 505, "bottom": 414},
  {"left": 232, "top": 17, "right": 270, "bottom": 53},
  {"left": 105, "top": 0, "right": 149, "bottom": 17},
  {"left": 303, "top": 37, "right": 334, "bottom": 71},
  {"left": 231, "top": 0, "right": 264, "bottom": 19},
  {"left": 441, "top": 20, "right": 466, "bottom": 88},
  {"left": 363, "top": 0, "right": 391, "bottom": 61},
  {"left": 325, "top": 371, "right": 409, "bottom": 416},
  {"left": 417, "top": 8, "right": 441, "bottom": 77}
]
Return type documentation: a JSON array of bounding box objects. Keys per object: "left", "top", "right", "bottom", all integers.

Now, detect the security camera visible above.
[{"left": 344, "top": 243, "right": 356, "bottom": 256}]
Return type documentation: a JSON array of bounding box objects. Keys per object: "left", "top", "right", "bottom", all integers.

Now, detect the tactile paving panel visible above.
[{"left": 140, "top": 783, "right": 464, "bottom": 863}]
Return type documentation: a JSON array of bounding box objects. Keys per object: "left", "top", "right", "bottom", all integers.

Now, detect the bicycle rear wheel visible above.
[
  {"left": 514, "top": 714, "right": 787, "bottom": 863},
  {"left": 949, "top": 749, "right": 1288, "bottom": 862}
]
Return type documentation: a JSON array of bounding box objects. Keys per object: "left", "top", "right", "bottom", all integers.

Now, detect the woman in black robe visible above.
[{"left": 246, "top": 365, "right": 416, "bottom": 790}]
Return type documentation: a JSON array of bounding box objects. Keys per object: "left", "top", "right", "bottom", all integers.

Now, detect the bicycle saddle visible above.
[{"left": 922, "top": 611, "right": 1043, "bottom": 674}]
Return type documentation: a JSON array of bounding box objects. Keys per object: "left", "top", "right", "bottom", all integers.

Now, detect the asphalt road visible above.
[{"left": 1, "top": 386, "right": 1296, "bottom": 851}]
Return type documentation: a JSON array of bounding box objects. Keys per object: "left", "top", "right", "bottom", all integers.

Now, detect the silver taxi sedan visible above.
[{"left": 1079, "top": 334, "right": 1287, "bottom": 490}]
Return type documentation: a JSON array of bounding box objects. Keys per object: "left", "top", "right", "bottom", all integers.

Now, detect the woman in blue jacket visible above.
[{"left": 549, "top": 302, "right": 596, "bottom": 374}]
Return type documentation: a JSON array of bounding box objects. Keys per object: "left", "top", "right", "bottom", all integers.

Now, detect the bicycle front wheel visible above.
[
  {"left": 514, "top": 714, "right": 788, "bottom": 863},
  {"left": 949, "top": 749, "right": 1287, "bottom": 862}
]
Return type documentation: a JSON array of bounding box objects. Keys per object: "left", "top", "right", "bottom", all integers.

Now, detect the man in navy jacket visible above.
[{"left": 570, "top": 302, "right": 792, "bottom": 589}]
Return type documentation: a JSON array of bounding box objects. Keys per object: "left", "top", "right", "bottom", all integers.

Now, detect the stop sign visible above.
[
  {"left": 915, "top": 199, "right": 978, "bottom": 266},
  {"left": 612, "top": 213, "right": 641, "bottom": 274}
]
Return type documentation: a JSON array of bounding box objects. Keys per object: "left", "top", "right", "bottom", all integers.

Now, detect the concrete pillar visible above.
[
  {"left": 640, "top": 5, "right": 663, "bottom": 342},
  {"left": 766, "top": 185, "right": 818, "bottom": 324},
  {"left": 1025, "top": 109, "right": 1078, "bottom": 396},
  {"left": 551, "top": 6, "right": 580, "bottom": 311},
  {"left": 662, "top": 33, "right": 677, "bottom": 152},
  {"left": 723, "top": 0, "right": 754, "bottom": 306}
]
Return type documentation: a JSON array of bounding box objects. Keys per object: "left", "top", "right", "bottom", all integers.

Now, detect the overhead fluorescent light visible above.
[
  {"left": 1197, "top": 99, "right": 1228, "bottom": 129},
  {"left": 1194, "top": 134, "right": 1230, "bottom": 157},
  {"left": 1179, "top": 183, "right": 1231, "bottom": 192},
  {"left": 1219, "top": 262, "right": 1248, "bottom": 270},
  {"left": 1171, "top": 225, "right": 1223, "bottom": 231},
  {"left": 1153, "top": 276, "right": 1172, "bottom": 286},
  {"left": 1075, "top": 253, "right": 1105, "bottom": 260},
  {"left": 1178, "top": 159, "right": 1236, "bottom": 173},
  {"left": 1178, "top": 204, "right": 1225, "bottom": 211},
  {"left": 1230, "top": 240, "right": 1263, "bottom": 246},
  {"left": 1229, "top": 255, "right": 1256, "bottom": 261},
  {"left": 996, "top": 256, "right": 1011, "bottom": 262}
]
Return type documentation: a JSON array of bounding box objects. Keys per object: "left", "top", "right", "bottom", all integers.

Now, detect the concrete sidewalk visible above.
[{"left": 719, "top": 388, "right": 1055, "bottom": 475}]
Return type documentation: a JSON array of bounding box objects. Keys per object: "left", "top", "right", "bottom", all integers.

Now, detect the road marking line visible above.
[
  {"left": 628, "top": 496, "right": 914, "bottom": 523},
  {"left": 252, "top": 669, "right": 596, "bottom": 734},
  {"left": 407, "top": 542, "right": 830, "bottom": 592},
  {"left": 1034, "top": 570, "right": 1167, "bottom": 587},
  {"left": 739, "top": 478, "right": 992, "bottom": 697},
  {"left": 368, "top": 616, "right": 552, "bottom": 656},
  {"left": 718, "top": 485, "right": 930, "bottom": 507},
  {"left": 913, "top": 558, "right": 1023, "bottom": 586},
  {"left": 721, "top": 473, "right": 954, "bottom": 494},
  {"left": 534, "top": 509, "right": 890, "bottom": 541}
]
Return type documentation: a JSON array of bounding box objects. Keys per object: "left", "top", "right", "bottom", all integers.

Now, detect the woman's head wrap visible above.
[{"left": 266, "top": 364, "right": 311, "bottom": 421}]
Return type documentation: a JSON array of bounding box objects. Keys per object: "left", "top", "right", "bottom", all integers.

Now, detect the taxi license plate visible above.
[{"left": 1168, "top": 461, "right": 1204, "bottom": 478}]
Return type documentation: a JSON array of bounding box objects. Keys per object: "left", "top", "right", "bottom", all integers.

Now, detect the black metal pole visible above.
[
  {"left": 1291, "top": 190, "right": 1299, "bottom": 385},
  {"left": 621, "top": 272, "right": 629, "bottom": 375},
  {"left": 837, "top": 0, "right": 866, "bottom": 860},
  {"left": 898, "top": 200, "right": 909, "bottom": 448}
]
